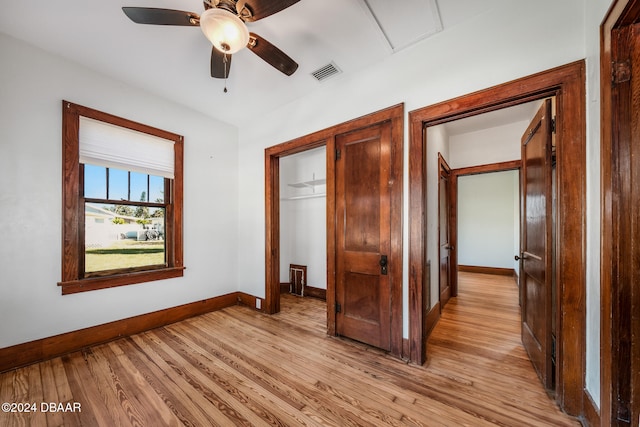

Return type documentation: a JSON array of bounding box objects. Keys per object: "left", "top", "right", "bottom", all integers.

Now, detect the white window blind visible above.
[{"left": 79, "top": 116, "right": 175, "bottom": 179}]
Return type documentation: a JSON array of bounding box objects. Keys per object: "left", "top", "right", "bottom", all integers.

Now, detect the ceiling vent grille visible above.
[{"left": 311, "top": 62, "right": 341, "bottom": 82}]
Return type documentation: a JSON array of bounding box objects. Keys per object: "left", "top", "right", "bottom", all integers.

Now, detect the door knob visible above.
[{"left": 379, "top": 255, "right": 388, "bottom": 275}]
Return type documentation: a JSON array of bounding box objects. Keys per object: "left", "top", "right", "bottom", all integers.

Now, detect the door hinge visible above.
[
  {"left": 616, "top": 403, "right": 631, "bottom": 424},
  {"left": 551, "top": 117, "right": 556, "bottom": 134},
  {"left": 335, "top": 149, "right": 341, "bottom": 160},
  {"left": 335, "top": 302, "right": 341, "bottom": 313},
  {"left": 612, "top": 60, "right": 631, "bottom": 85}
]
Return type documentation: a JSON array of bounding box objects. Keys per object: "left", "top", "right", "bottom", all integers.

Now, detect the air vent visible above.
[{"left": 311, "top": 62, "right": 341, "bottom": 82}]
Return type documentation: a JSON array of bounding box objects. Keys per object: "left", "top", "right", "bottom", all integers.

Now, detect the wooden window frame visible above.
[{"left": 59, "top": 101, "right": 184, "bottom": 295}]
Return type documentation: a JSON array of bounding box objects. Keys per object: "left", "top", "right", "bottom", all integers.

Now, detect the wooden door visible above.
[
  {"left": 519, "top": 99, "right": 554, "bottom": 390},
  {"left": 335, "top": 122, "right": 392, "bottom": 351},
  {"left": 602, "top": 10, "right": 640, "bottom": 424},
  {"left": 438, "top": 156, "right": 452, "bottom": 307}
]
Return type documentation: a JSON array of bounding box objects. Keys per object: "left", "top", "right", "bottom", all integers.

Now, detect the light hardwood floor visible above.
[{"left": 0, "top": 272, "right": 579, "bottom": 426}]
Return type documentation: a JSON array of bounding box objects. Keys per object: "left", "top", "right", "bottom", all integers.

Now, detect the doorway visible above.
[
  {"left": 432, "top": 102, "right": 534, "bottom": 303},
  {"left": 264, "top": 104, "right": 404, "bottom": 358},
  {"left": 279, "top": 148, "right": 327, "bottom": 301},
  {"left": 408, "top": 61, "right": 586, "bottom": 417}
]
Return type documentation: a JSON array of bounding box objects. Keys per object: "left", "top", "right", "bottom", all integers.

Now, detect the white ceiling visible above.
[
  {"left": 0, "top": 0, "right": 514, "bottom": 128},
  {"left": 441, "top": 100, "right": 543, "bottom": 137}
]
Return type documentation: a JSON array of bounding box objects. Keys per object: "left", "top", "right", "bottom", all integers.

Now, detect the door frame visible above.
[
  {"left": 450, "top": 159, "right": 522, "bottom": 293},
  {"left": 601, "top": 1, "right": 640, "bottom": 424},
  {"left": 264, "top": 103, "right": 404, "bottom": 358},
  {"left": 408, "top": 61, "right": 586, "bottom": 417}
]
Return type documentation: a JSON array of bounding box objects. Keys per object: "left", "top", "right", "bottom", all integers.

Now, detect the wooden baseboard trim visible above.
[
  {"left": 304, "top": 285, "right": 327, "bottom": 300},
  {"left": 280, "top": 283, "right": 327, "bottom": 301},
  {"left": 581, "top": 389, "right": 600, "bottom": 426},
  {"left": 402, "top": 338, "right": 410, "bottom": 361},
  {"left": 237, "top": 292, "right": 264, "bottom": 311},
  {"left": 0, "top": 292, "right": 240, "bottom": 373},
  {"left": 426, "top": 301, "right": 441, "bottom": 337},
  {"left": 458, "top": 265, "right": 515, "bottom": 276}
]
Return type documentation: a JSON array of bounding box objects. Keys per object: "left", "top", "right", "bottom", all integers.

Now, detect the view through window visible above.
[{"left": 84, "top": 164, "right": 167, "bottom": 274}]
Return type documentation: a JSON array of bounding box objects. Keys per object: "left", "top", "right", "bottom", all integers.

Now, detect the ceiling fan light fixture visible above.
[{"left": 200, "top": 8, "right": 249, "bottom": 54}]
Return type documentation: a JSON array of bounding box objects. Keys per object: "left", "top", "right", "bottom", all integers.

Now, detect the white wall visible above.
[
  {"left": 0, "top": 33, "right": 239, "bottom": 348},
  {"left": 448, "top": 121, "right": 527, "bottom": 169},
  {"left": 236, "top": 0, "right": 585, "bottom": 345},
  {"left": 585, "top": 0, "right": 614, "bottom": 409},
  {"left": 457, "top": 171, "right": 519, "bottom": 269},
  {"left": 279, "top": 147, "right": 327, "bottom": 289}
]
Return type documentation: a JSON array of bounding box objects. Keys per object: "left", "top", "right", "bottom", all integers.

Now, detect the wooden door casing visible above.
[
  {"left": 335, "top": 122, "right": 392, "bottom": 351},
  {"left": 264, "top": 104, "right": 404, "bottom": 359},
  {"left": 408, "top": 61, "right": 585, "bottom": 417}
]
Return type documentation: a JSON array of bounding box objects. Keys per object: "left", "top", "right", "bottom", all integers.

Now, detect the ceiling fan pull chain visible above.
[{"left": 223, "top": 52, "right": 229, "bottom": 93}]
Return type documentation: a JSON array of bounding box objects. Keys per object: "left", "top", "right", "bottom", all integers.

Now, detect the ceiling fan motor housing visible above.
[{"left": 200, "top": 7, "right": 250, "bottom": 54}]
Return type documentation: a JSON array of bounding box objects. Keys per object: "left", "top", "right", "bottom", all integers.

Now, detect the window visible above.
[{"left": 60, "top": 101, "right": 184, "bottom": 294}]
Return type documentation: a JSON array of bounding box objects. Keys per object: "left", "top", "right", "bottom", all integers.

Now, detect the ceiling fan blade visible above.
[
  {"left": 247, "top": 33, "right": 298, "bottom": 76},
  {"left": 122, "top": 7, "right": 199, "bottom": 26},
  {"left": 211, "top": 47, "right": 232, "bottom": 79},
  {"left": 242, "top": 0, "right": 300, "bottom": 22}
]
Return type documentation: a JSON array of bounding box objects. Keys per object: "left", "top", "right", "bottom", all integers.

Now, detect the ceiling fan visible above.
[{"left": 122, "top": 0, "right": 300, "bottom": 86}]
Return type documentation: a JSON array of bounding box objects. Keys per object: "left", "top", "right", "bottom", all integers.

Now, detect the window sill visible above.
[{"left": 58, "top": 266, "right": 185, "bottom": 295}]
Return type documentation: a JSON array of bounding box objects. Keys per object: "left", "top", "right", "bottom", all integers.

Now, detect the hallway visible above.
[{"left": 426, "top": 271, "right": 577, "bottom": 425}]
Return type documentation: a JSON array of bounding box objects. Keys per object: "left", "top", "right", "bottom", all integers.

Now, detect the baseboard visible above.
[
  {"left": 304, "top": 285, "right": 327, "bottom": 300},
  {"left": 458, "top": 265, "right": 515, "bottom": 276},
  {"left": 0, "top": 292, "right": 240, "bottom": 373},
  {"left": 280, "top": 283, "right": 327, "bottom": 300},
  {"left": 426, "top": 301, "right": 441, "bottom": 337},
  {"left": 237, "top": 292, "right": 264, "bottom": 311},
  {"left": 581, "top": 389, "right": 601, "bottom": 426}
]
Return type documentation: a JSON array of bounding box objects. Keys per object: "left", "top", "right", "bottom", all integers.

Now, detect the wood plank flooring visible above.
[{"left": 0, "top": 272, "right": 579, "bottom": 426}]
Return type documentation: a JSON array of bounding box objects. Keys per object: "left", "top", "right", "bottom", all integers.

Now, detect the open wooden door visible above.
[
  {"left": 438, "top": 155, "right": 452, "bottom": 308},
  {"left": 335, "top": 121, "right": 392, "bottom": 351},
  {"left": 519, "top": 99, "right": 554, "bottom": 390}
]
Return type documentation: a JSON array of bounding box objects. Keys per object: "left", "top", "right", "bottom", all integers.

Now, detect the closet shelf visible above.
[
  {"left": 284, "top": 175, "right": 326, "bottom": 200},
  {"left": 281, "top": 193, "right": 326, "bottom": 201},
  {"left": 287, "top": 178, "right": 326, "bottom": 188}
]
